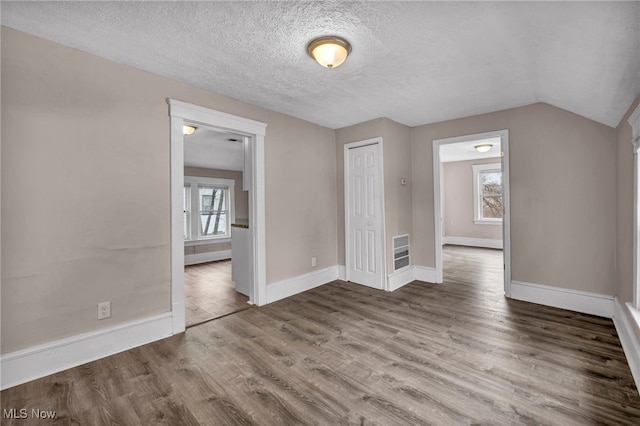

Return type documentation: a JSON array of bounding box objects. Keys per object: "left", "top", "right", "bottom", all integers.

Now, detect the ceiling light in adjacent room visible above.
[
  {"left": 183, "top": 125, "right": 197, "bottom": 135},
  {"left": 474, "top": 144, "right": 493, "bottom": 153},
  {"left": 307, "top": 36, "right": 352, "bottom": 69}
]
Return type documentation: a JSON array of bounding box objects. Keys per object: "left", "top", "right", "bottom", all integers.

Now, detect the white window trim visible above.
[
  {"left": 184, "top": 176, "right": 235, "bottom": 242},
  {"left": 472, "top": 162, "right": 503, "bottom": 225},
  {"left": 629, "top": 103, "right": 640, "bottom": 311}
]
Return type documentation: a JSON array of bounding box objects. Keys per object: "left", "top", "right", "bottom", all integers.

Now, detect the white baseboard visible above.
[
  {"left": 414, "top": 265, "right": 437, "bottom": 283},
  {"left": 184, "top": 249, "right": 231, "bottom": 266},
  {"left": 336, "top": 264, "right": 436, "bottom": 292},
  {"left": 388, "top": 267, "right": 415, "bottom": 291},
  {"left": 613, "top": 299, "right": 640, "bottom": 393},
  {"left": 266, "top": 266, "right": 339, "bottom": 304},
  {"left": 443, "top": 236, "right": 503, "bottom": 249},
  {"left": 511, "top": 280, "right": 614, "bottom": 318},
  {"left": 1, "top": 312, "right": 173, "bottom": 390}
]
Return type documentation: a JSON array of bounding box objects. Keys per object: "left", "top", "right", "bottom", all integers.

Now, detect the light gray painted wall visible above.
[
  {"left": 381, "top": 118, "right": 413, "bottom": 272},
  {"left": 616, "top": 95, "right": 640, "bottom": 342},
  {"left": 2, "top": 25, "right": 634, "bottom": 360},
  {"left": 411, "top": 103, "right": 617, "bottom": 295},
  {"left": 334, "top": 118, "right": 413, "bottom": 274},
  {"left": 1, "top": 27, "right": 337, "bottom": 353},
  {"left": 335, "top": 119, "right": 384, "bottom": 266},
  {"left": 442, "top": 158, "right": 502, "bottom": 241}
]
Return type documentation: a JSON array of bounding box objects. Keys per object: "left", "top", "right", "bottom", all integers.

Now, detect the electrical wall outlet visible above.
[
  {"left": 311, "top": 256, "right": 317, "bottom": 267},
  {"left": 97, "top": 301, "right": 111, "bottom": 320}
]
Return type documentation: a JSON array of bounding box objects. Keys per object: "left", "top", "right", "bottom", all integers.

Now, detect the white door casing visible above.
[
  {"left": 168, "top": 99, "right": 267, "bottom": 334},
  {"left": 345, "top": 138, "right": 386, "bottom": 290},
  {"left": 432, "top": 130, "right": 511, "bottom": 296}
]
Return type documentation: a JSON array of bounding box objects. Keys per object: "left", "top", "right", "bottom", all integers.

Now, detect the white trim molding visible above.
[
  {"left": 612, "top": 300, "right": 640, "bottom": 393},
  {"left": 511, "top": 281, "right": 614, "bottom": 318},
  {"left": 168, "top": 99, "right": 267, "bottom": 336},
  {"left": 265, "top": 264, "right": 438, "bottom": 304},
  {"left": 413, "top": 265, "right": 437, "bottom": 283},
  {"left": 337, "top": 265, "right": 347, "bottom": 281},
  {"left": 184, "top": 249, "right": 231, "bottom": 266},
  {"left": 388, "top": 266, "right": 415, "bottom": 291},
  {"left": 266, "top": 266, "right": 340, "bottom": 304},
  {"left": 442, "top": 236, "right": 503, "bottom": 250},
  {"left": 1, "top": 313, "right": 172, "bottom": 390},
  {"left": 433, "top": 130, "right": 511, "bottom": 298},
  {"left": 472, "top": 162, "right": 503, "bottom": 225},
  {"left": 631, "top": 103, "right": 640, "bottom": 310}
]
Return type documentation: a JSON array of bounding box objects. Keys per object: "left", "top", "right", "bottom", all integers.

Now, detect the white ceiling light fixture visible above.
[
  {"left": 307, "top": 36, "right": 352, "bottom": 69},
  {"left": 183, "top": 125, "right": 196, "bottom": 135},
  {"left": 474, "top": 144, "right": 493, "bottom": 153}
]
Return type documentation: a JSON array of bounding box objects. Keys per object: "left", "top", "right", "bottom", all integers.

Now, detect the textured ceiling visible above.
[
  {"left": 2, "top": 1, "right": 639, "bottom": 129},
  {"left": 440, "top": 137, "right": 501, "bottom": 163},
  {"left": 184, "top": 127, "right": 244, "bottom": 171}
]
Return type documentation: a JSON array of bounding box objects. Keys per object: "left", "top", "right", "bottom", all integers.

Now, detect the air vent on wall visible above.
[{"left": 393, "top": 234, "right": 410, "bottom": 271}]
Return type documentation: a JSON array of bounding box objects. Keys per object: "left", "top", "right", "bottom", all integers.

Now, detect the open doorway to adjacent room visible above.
[
  {"left": 182, "top": 124, "right": 251, "bottom": 327},
  {"left": 433, "top": 130, "right": 511, "bottom": 296}
]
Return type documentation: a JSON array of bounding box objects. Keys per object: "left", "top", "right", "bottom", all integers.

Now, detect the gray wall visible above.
[
  {"left": 616, "top": 95, "right": 640, "bottom": 342},
  {"left": 442, "top": 158, "right": 503, "bottom": 241},
  {"left": 335, "top": 118, "right": 384, "bottom": 267},
  {"left": 1, "top": 27, "right": 337, "bottom": 353},
  {"left": 381, "top": 119, "right": 413, "bottom": 272},
  {"left": 2, "top": 25, "right": 635, "bottom": 360},
  {"left": 412, "top": 103, "right": 617, "bottom": 295},
  {"left": 335, "top": 118, "right": 413, "bottom": 273}
]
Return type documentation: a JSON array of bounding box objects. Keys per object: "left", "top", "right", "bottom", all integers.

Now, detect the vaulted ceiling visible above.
[{"left": 2, "top": 1, "right": 639, "bottom": 129}]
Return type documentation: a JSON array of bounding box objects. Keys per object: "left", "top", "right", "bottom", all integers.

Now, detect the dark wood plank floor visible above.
[
  {"left": 184, "top": 260, "right": 250, "bottom": 327},
  {"left": 3, "top": 246, "right": 639, "bottom": 425}
]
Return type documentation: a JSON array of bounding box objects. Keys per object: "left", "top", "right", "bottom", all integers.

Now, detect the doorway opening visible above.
[
  {"left": 433, "top": 130, "right": 511, "bottom": 296},
  {"left": 168, "top": 99, "right": 267, "bottom": 334},
  {"left": 182, "top": 126, "right": 251, "bottom": 327}
]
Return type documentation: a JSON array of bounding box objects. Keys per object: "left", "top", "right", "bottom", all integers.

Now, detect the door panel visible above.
[{"left": 346, "top": 142, "right": 384, "bottom": 289}]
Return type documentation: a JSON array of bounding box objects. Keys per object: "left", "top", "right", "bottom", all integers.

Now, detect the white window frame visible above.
[
  {"left": 629, "top": 104, "right": 640, "bottom": 310},
  {"left": 184, "top": 176, "right": 235, "bottom": 242},
  {"left": 472, "top": 163, "right": 503, "bottom": 225}
]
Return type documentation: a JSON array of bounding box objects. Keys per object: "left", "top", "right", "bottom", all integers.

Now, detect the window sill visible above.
[{"left": 473, "top": 219, "right": 502, "bottom": 225}]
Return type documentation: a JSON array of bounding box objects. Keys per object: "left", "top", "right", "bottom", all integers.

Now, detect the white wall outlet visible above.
[
  {"left": 97, "top": 301, "right": 111, "bottom": 320},
  {"left": 311, "top": 256, "right": 317, "bottom": 267}
]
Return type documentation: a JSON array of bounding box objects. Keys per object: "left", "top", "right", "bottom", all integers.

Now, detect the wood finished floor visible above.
[
  {"left": 2, "top": 245, "right": 639, "bottom": 425},
  {"left": 184, "top": 260, "right": 250, "bottom": 327}
]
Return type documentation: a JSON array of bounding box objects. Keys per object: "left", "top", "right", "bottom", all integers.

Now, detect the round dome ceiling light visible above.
[
  {"left": 474, "top": 144, "right": 493, "bottom": 153},
  {"left": 307, "top": 36, "right": 352, "bottom": 69},
  {"left": 183, "top": 125, "right": 197, "bottom": 136}
]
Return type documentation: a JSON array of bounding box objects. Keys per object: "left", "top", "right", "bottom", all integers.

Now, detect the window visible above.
[
  {"left": 184, "top": 177, "right": 235, "bottom": 241},
  {"left": 472, "top": 163, "right": 502, "bottom": 225}
]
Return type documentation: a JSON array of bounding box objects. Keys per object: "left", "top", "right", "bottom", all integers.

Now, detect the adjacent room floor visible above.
[
  {"left": 443, "top": 243, "right": 504, "bottom": 287},
  {"left": 184, "top": 259, "right": 250, "bottom": 327},
  {"left": 2, "top": 246, "right": 639, "bottom": 424}
]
